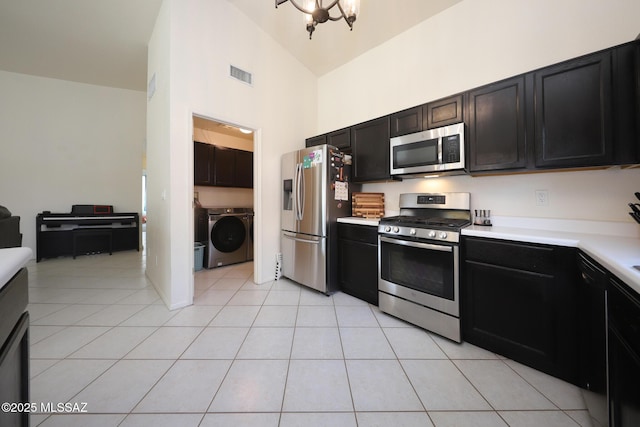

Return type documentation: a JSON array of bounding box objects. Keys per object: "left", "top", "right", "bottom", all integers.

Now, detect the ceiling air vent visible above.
[{"left": 230, "top": 65, "right": 252, "bottom": 86}]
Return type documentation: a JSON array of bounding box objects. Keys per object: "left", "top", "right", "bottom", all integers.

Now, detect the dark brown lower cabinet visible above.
[
  {"left": 461, "top": 237, "right": 579, "bottom": 384},
  {"left": 0, "top": 268, "right": 29, "bottom": 427},
  {"left": 607, "top": 277, "right": 640, "bottom": 427},
  {"left": 337, "top": 223, "right": 378, "bottom": 305}
]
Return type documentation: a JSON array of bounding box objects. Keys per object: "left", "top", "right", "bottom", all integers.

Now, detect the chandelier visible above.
[{"left": 275, "top": 0, "right": 360, "bottom": 39}]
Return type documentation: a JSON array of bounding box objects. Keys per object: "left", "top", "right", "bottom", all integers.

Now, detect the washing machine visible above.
[
  {"left": 207, "top": 208, "right": 250, "bottom": 268},
  {"left": 246, "top": 211, "right": 254, "bottom": 261}
]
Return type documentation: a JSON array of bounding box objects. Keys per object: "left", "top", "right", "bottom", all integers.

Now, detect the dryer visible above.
[{"left": 207, "top": 208, "right": 250, "bottom": 268}]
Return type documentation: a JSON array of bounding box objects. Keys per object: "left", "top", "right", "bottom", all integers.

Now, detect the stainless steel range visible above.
[{"left": 378, "top": 192, "right": 471, "bottom": 342}]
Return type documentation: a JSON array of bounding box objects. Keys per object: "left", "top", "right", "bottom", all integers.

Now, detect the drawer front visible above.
[
  {"left": 338, "top": 223, "right": 378, "bottom": 245},
  {"left": 0, "top": 268, "right": 28, "bottom": 346},
  {"left": 463, "top": 237, "right": 556, "bottom": 274}
]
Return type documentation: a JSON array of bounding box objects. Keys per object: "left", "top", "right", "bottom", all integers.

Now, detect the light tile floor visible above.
[{"left": 26, "top": 250, "right": 594, "bottom": 426}]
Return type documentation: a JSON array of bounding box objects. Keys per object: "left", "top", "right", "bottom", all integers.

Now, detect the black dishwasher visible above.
[
  {"left": 577, "top": 253, "right": 608, "bottom": 426},
  {"left": 608, "top": 277, "right": 640, "bottom": 427}
]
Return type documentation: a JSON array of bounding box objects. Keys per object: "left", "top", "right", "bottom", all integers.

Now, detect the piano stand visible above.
[
  {"left": 36, "top": 211, "right": 139, "bottom": 262},
  {"left": 73, "top": 229, "right": 113, "bottom": 259}
]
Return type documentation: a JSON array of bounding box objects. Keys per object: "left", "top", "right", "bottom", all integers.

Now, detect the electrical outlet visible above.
[{"left": 535, "top": 190, "right": 549, "bottom": 206}]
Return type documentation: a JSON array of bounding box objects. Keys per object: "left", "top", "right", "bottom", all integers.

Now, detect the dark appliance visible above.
[
  {"left": 390, "top": 122, "right": 465, "bottom": 178},
  {"left": 378, "top": 192, "right": 470, "bottom": 342},
  {"left": 577, "top": 253, "right": 608, "bottom": 427},
  {"left": 207, "top": 207, "right": 251, "bottom": 268}
]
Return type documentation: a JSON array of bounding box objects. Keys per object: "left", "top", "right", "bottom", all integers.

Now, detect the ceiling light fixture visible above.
[{"left": 275, "top": 0, "right": 360, "bottom": 40}]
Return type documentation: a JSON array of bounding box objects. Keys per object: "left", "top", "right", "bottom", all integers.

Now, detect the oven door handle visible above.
[{"left": 380, "top": 236, "right": 453, "bottom": 252}]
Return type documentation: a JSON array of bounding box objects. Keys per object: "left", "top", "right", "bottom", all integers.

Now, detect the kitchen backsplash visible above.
[{"left": 362, "top": 166, "right": 640, "bottom": 225}]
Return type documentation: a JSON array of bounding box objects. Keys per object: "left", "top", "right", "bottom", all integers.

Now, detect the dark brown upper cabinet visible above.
[
  {"left": 532, "top": 51, "right": 613, "bottom": 169},
  {"left": 305, "top": 127, "right": 351, "bottom": 150},
  {"left": 213, "top": 146, "right": 236, "bottom": 187},
  {"left": 390, "top": 106, "right": 422, "bottom": 137},
  {"left": 611, "top": 42, "right": 639, "bottom": 165},
  {"left": 234, "top": 148, "right": 254, "bottom": 188},
  {"left": 351, "top": 116, "right": 390, "bottom": 182},
  {"left": 390, "top": 94, "right": 464, "bottom": 137},
  {"left": 424, "top": 94, "right": 464, "bottom": 129},
  {"left": 194, "top": 141, "right": 215, "bottom": 185},
  {"left": 305, "top": 134, "right": 326, "bottom": 148},
  {"left": 467, "top": 76, "right": 528, "bottom": 172},
  {"left": 468, "top": 40, "right": 639, "bottom": 173},
  {"left": 306, "top": 39, "right": 639, "bottom": 177},
  {"left": 194, "top": 142, "right": 253, "bottom": 188},
  {"left": 327, "top": 127, "right": 351, "bottom": 150}
]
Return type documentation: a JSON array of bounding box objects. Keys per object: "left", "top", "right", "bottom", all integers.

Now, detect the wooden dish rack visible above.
[{"left": 352, "top": 192, "right": 385, "bottom": 218}]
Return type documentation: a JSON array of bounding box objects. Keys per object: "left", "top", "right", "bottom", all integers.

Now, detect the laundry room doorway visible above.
[{"left": 191, "top": 115, "right": 255, "bottom": 275}]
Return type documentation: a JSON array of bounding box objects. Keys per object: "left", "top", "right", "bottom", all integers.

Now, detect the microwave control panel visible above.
[{"left": 442, "top": 134, "right": 461, "bottom": 163}]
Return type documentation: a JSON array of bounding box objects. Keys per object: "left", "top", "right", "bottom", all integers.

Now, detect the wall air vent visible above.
[{"left": 230, "top": 65, "right": 253, "bottom": 86}]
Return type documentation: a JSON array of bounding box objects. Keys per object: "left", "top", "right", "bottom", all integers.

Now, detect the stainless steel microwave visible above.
[{"left": 390, "top": 122, "right": 465, "bottom": 178}]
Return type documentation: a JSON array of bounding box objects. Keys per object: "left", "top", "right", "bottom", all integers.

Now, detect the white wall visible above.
[
  {"left": 146, "top": 0, "right": 317, "bottom": 308},
  {"left": 317, "top": 0, "right": 640, "bottom": 224},
  {"left": 146, "top": 0, "right": 173, "bottom": 306},
  {"left": 0, "top": 70, "right": 145, "bottom": 254}
]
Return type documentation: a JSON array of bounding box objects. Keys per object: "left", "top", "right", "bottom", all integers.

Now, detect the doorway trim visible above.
[{"left": 190, "top": 112, "right": 262, "bottom": 287}]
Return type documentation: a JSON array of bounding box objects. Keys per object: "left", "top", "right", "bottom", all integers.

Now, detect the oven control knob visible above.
[
  {"left": 439, "top": 232, "right": 448, "bottom": 239},
  {"left": 409, "top": 228, "right": 416, "bottom": 235},
  {"left": 393, "top": 226, "right": 400, "bottom": 233},
  {"left": 428, "top": 231, "right": 436, "bottom": 238},
  {"left": 384, "top": 226, "right": 391, "bottom": 232}
]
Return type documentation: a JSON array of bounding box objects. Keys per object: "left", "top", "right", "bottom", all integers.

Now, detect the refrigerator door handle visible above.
[
  {"left": 282, "top": 233, "right": 321, "bottom": 244},
  {"left": 293, "top": 163, "right": 299, "bottom": 220},
  {"left": 292, "top": 163, "right": 298, "bottom": 220},
  {"left": 296, "top": 163, "right": 305, "bottom": 221}
]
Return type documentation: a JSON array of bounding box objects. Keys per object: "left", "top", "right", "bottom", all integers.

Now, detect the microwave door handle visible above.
[{"left": 380, "top": 236, "right": 453, "bottom": 253}]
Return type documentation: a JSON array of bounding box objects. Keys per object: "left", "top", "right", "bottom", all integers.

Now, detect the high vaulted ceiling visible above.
[
  {"left": 228, "top": 0, "right": 462, "bottom": 76},
  {"left": 0, "top": 0, "right": 461, "bottom": 91},
  {"left": 0, "top": 0, "right": 163, "bottom": 91}
]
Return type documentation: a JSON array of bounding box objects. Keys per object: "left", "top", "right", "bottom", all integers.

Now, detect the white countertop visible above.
[
  {"left": 463, "top": 217, "right": 640, "bottom": 295},
  {"left": 339, "top": 215, "right": 640, "bottom": 294},
  {"left": 338, "top": 217, "right": 380, "bottom": 227},
  {"left": 0, "top": 247, "right": 33, "bottom": 290}
]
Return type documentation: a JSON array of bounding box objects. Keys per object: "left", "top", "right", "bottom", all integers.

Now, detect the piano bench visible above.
[{"left": 72, "top": 229, "right": 113, "bottom": 259}]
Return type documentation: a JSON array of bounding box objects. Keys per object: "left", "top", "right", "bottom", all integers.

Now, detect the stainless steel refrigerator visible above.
[{"left": 281, "top": 144, "right": 355, "bottom": 294}]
